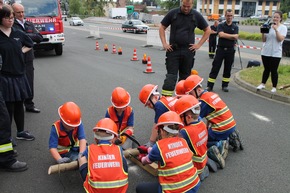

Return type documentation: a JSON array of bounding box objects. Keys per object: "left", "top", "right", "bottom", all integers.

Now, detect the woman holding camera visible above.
[{"left": 257, "top": 11, "right": 288, "bottom": 93}]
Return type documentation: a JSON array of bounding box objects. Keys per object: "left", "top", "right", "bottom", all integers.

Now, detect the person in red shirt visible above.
[{"left": 79, "top": 118, "right": 128, "bottom": 193}]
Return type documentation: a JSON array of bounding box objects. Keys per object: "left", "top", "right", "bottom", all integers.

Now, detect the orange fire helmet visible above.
[
  {"left": 184, "top": 75, "right": 203, "bottom": 94},
  {"left": 155, "top": 111, "right": 184, "bottom": 133},
  {"left": 174, "top": 95, "right": 201, "bottom": 115},
  {"left": 58, "top": 102, "right": 82, "bottom": 127},
  {"left": 139, "top": 84, "right": 158, "bottom": 106},
  {"left": 111, "top": 87, "right": 131, "bottom": 108},
  {"left": 93, "top": 118, "right": 118, "bottom": 137},
  {"left": 175, "top": 80, "right": 186, "bottom": 97}
]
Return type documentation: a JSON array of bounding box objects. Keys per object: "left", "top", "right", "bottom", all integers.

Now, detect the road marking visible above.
[{"left": 250, "top": 112, "right": 271, "bottom": 122}]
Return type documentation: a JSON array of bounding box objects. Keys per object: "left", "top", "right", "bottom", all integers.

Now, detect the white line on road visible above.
[{"left": 250, "top": 112, "right": 271, "bottom": 122}]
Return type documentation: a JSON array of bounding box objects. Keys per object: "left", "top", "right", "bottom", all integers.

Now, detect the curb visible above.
[{"left": 233, "top": 71, "right": 290, "bottom": 104}]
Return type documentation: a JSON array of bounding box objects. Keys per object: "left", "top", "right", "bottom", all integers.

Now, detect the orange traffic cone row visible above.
[
  {"left": 118, "top": 47, "right": 123, "bottom": 55},
  {"left": 95, "top": 41, "right": 100, "bottom": 50},
  {"left": 112, "top": 44, "right": 117, "bottom": 54},
  {"left": 143, "top": 56, "right": 155, "bottom": 74},
  {"left": 131, "top": 48, "right": 139, "bottom": 61},
  {"left": 142, "top": 53, "right": 147, "bottom": 64},
  {"left": 104, "top": 44, "right": 108, "bottom": 52}
]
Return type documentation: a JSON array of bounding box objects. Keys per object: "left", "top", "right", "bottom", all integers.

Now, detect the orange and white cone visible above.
[
  {"left": 118, "top": 47, "right": 122, "bottom": 55},
  {"left": 112, "top": 44, "right": 117, "bottom": 54},
  {"left": 142, "top": 53, "right": 147, "bottom": 64},
  {"left": 104, "top": 44, "right": 108, "bottom": 52},
  {"left": 95, "top": 41, "right": 100, "bottom": 50},
  {"left": 131, "top": 48, "right": 139, "bottom": 61},
  {"left": 143, "top": 56, "right": 155, "bottom": 74}
]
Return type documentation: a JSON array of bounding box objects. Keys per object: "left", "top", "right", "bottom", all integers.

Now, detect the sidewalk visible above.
[{"left": 234, "top": 71, "right": 290, "bottom": 104}]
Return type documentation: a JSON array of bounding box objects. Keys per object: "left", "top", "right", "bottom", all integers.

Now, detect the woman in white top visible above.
[{"left": 257, "top": 11, "right": 288, "bottom": 93}]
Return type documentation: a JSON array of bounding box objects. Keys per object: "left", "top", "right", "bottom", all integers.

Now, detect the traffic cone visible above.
[
  {"left": 104, "top": 44, "right": 108, "bottom": 52},
  {"left": 118, "top": 47, "right": 122, "bottom": 55},
  {"left": 131, "top": 48, "right": 139, "bottom": 61},
  {"left": 142, "top": 53, "right": 147, "bottom": 64},
  {"left": 112, "top": 44, "right": 117, "bottom": 54},
  {"left": 143, "top": 56, "right": 155, "bottom": 74},
  {"left": 191, "top": 69, "right": 199, "bottom": 75},
  {"left": 95, "top": 41, "right": 100, "bottom": 50}
]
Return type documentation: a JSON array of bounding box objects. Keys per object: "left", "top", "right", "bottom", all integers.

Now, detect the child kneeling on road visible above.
[
  {"left": 78, "top": 118, "right": 128, "bottom": 193},
  {"left": 49, "top": 102, "right": 87, "bottom": 164},
  {"left": 136, "top": 111, "right": 200, "bottom": 193},
  {"left": 105, "top": 87, "right": 135, "bottom": 149}
]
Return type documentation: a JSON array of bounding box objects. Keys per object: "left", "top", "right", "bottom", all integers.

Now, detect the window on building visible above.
[
  {"left": 219, "top": 9, "right": 224, "bottom": 14},
  {"left": 220, "top": 0, "right": 224, "bottom": 4},
  {"left": 265, "top": 10, "right": 269, "bottom": 15},
  {"left": 228, "top": 0, "right": 232, "bottom": 5},
  {"left": 258, "top": 1, "right": 262, "bottom": 5},
  {"left": 235, "top": 10, "right": 239, "bottom": 15},
  {"left": 236, "top": 0, "right": 240, "bottom": 5},
  {"left": 266, "top": 1, "right": 269, "bottom": 5},
  {"left": 273, "top": 1, "right": 277, "bottom": 6}
]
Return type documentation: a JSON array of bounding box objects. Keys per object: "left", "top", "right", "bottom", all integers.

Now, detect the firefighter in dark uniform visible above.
[
  {"left": 12, "top": 3, "right": 43, "bottom": 113},
  {"left": 207, "top": 9, "right": 239, "bottom": 92},
  {"left": 208, "top": 20, "right": 219, "bottom": 59},
  {"left": 0, "top": 2, "right": 28, "bottom": 171},
  {"left": 159, "top": 0, "right": 210, "bottom": 97}
]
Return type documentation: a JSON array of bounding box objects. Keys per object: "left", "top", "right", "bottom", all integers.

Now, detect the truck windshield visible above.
[{"left": 17, "top": 0, "right": 59, "bottom": 17}]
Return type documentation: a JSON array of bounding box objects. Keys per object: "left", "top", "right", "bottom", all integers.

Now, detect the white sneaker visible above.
[
  {"left": 257, "top": 84, "right": 265, "bottom": 90},
  {"left": 271, "top": 88, "right": 277, "bottom": 93}
]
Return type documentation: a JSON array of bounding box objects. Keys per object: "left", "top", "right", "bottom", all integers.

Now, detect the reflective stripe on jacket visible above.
[
  {"left": 200, "top": 92, "right": 236, "bottom": 133},
  {"left": 53, "top": 120, "right": 79, "bottom": 154},
  {"left": 83, "top": 144, "right": 128, "bottom": 193},
  {"left": 156, "top": 137, "right": 200, "bottom": 193}
]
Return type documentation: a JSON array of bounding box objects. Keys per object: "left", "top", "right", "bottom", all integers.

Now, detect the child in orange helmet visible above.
[
  {"left": 105, "top": 87, "right": 135, "bottom": 149},
  {"left": 136, "top": 111, "right": 200, "bottom": 193},
  {"left": 49, "top": 102, "right": 87, "bottom": 164},
  {"left": 78, "top": 118, "right": 128, "bottom": 193}
]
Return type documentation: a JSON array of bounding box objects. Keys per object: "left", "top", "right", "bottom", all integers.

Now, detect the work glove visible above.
[
  {"left": 138, "top": 145, "right": 149, "bottom": 154},
  {"left": 114, "top": 136, "right": 127, "bottom": 145},
  {"left": 124, "top": 129, "right": 133, "bottom": 136},
  {"left": 137, "top": 153, "right": 147, "bottom": 162},
  {"left": 57, "top": 157, "right": 71, "bottom": 164}
]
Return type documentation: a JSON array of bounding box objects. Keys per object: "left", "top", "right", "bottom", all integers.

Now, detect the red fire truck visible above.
[{"left": 14, "top": 0, "right": 65, "bottom": 55}]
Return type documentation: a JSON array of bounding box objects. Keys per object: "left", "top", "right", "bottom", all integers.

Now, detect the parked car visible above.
[
  {"left": 282, "top": 26, "right": 290, "bottom": 57},
  {"left": 69, "top": 17, "right": 84, "bottom": 26},
  {"left": 284, "top": 19, "right": 290, "bottom": 27},
  {"left": 122, "top": 20, "right": 150, "bottom": 34},
  {"left": 250, "top": 14, "right": 269, "bottom": 21},
  {"left": 218, "top": 15, "right": 225, "bottom": 22}
]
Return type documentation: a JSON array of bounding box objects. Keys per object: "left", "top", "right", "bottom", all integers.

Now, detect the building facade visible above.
[{"left": 196, "top": 0, "right": 281, "bottom": 17}]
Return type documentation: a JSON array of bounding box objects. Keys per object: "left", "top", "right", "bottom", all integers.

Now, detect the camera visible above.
[{"left": 260, "top": 19, "right": 276, "bottom": 33}]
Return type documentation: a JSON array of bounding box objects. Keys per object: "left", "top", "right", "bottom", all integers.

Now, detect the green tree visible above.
[
  {"left": 280, "top": 0, "right": 290, "bottom": 16},
  {"left": 161, "top": 0, "right": 179, "bottom": 11},
  {"left": 69, "top": 0, "right": 81, "bottom": 15}
]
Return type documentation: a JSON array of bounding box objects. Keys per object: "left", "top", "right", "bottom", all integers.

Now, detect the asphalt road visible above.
[{"left": 1, "top": 21, "right": 290, "bottom": 193}]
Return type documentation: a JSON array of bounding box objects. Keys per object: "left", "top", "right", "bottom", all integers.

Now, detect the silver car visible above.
[
  {"left": 122, "top": 20, "right": 150, "bottom": 34},
  {"left": 69, "top": 17, "right": 84, "bottom": 26}
]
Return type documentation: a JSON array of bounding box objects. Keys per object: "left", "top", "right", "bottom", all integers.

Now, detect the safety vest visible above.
[
  {"left": 53, "top": 120, "right": 79, "bottom": 155},
  {"left": 83, "top": 144, "right": 128, "bottom": 193},
  {"left": 107, "top": 106, "right": 132, "bottom": 132},
  {"left": 156, "top": 137, "right": 200, "bottom": 193},
  {"left": 181, "top": 121, "right": 208, "bottom": 174},
  {"left": 159, "top": 96, "right": 178, "bottom": 111},
  {"left": 200, "top": 92, "right": 236, "bottom": 133}
]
